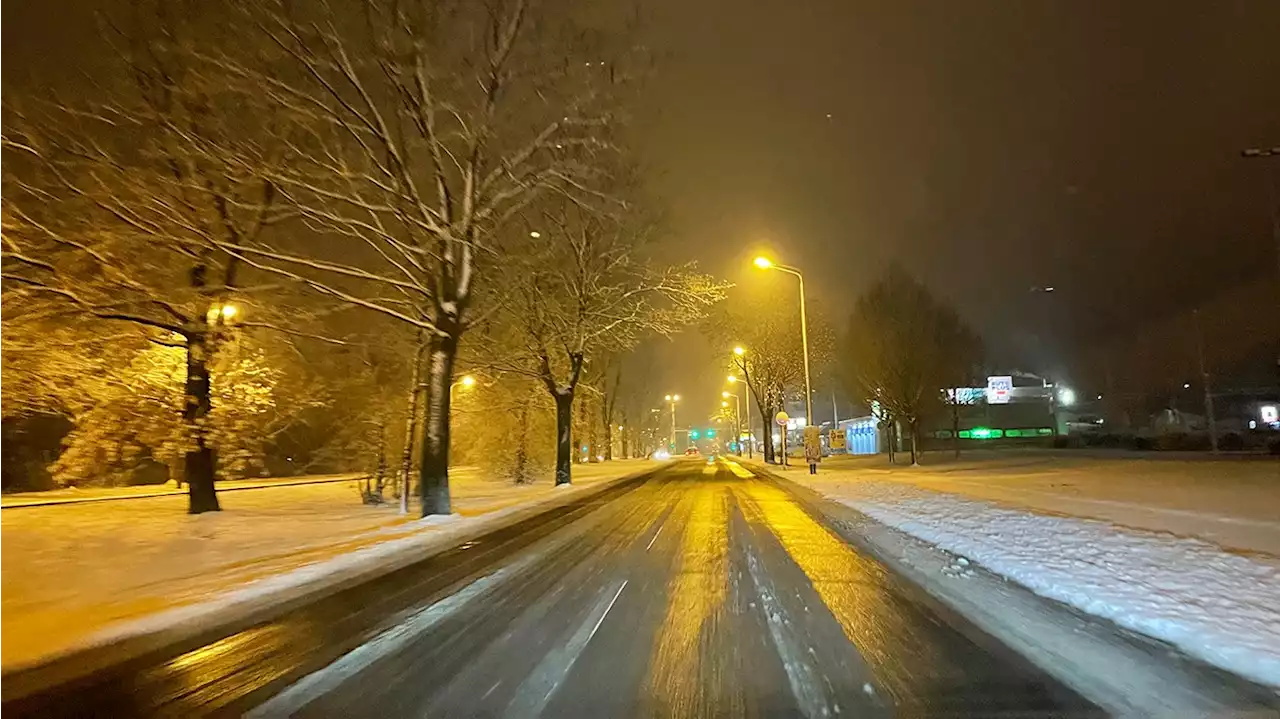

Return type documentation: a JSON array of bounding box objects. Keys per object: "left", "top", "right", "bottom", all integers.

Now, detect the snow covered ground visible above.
[
  {"left": 0, "top": 460, "right": 656, "bottom": 670},
  {"left": 755, "top": 454, "right": 1280, "bottom": 688}
]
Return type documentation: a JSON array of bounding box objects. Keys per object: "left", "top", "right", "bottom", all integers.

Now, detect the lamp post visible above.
[
  {"left": 753, "top": 256, "right": 813, "bottom": 425},
  {"left": 450, "top": 374, "right": 477, "bottom": 399},
  {"left": 730, "top": 346, "right": 754, "bottom": 459},
  {"left": 721, "top": 391, "right": 742, "bottom": 455},
  {"left": 664, "top": 394, "right": 680, "bottom": 450}
]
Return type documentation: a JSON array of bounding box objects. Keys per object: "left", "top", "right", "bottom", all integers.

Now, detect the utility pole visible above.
[
  {"left": 1193, "top": 309, "right": 1219, "bottom": 453},
  {"left": 1241, "top": 148, "right": 1280, "bottom": 387}
]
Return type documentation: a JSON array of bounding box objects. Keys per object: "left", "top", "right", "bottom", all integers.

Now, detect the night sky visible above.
[{"left": 5, "top": 0, "right": 1279, "bottom": 422}]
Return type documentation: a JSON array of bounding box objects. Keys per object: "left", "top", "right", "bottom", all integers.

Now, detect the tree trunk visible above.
[
  {"left": 419, "top": 333, "right": 458, "bottom": 516},
  {"left": 909, "top": 418, "right": 920, "bottom": 465},
  {"left": 588, "top": 396, "right": 600, "bottom": 463},
  {"left": 513, "top": 389, "right": 531, "bottom": 483},
  {"left": 951, "top": 401, "right": 961, "bottom": 459},
  {"left": 554, "top": 391, "right": 574, "bottom": 485},
  {"left": 603, "top": 417, "right": 613, "bottom": 461},
  {"left": 885, "top": 413, "right": 896, "bottom": 465},
  {"left": 398, "top": 337, "right": 426, "bottom": 514},
  {"left": 762, "top": 404, "right": 777, "bottom": 464},
  {"left": 370, "top": 416, "right": 388, "bottom": 502},
  {"left": 184, "top": 330, "right": 219, "bottom": 514}
]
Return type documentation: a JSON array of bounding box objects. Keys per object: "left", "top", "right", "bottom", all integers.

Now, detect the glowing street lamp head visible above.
[
  {"left": 753, "top": 256, "right": 773, "bottom": 269},
  {"left": 220, "top": 304, "right": 238, "bottom": 320},
  {"left": 673, "top": 394, "right": 681, "bottom": 402},
  {"left": 727, "top": 375, "right": 738, "bottom": 383},
  {"left": 721, "top": 400, "right": 729, "bottom": 408},
  {"left": 722, "top": 391, "right": 731, "bottom": 398},
  {"left": 460, "top": 375, "right": 476, "bottom": 388},
  {"left": 529, "top": 230, "right": 541, "bottom": 238},
  {"left": 664, "top": 394, "right": 672, "bottom": 401},
  {"left": 733, "top": 346, "right": 745, "bottom": 356}
]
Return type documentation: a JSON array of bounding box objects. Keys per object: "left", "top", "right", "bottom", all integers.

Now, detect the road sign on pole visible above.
[
  {"left": 775, "top": 411, "right": 790, "bottom": 426},
  {"left": 829, "top": 428, "right": 847, "bottom": 450}
]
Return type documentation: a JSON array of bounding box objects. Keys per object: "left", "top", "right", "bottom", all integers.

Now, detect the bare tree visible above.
[
  {"left": 706, "top": 295, "right": 833, "bottom": 463},
  {"left": 842, "top": 264, "right": 982, "bottom": 465},
  {"left": 496, "top": 208, "right": 725, "bottom": 484},
  {"left": 205, "top": 0, "right": 642, "bottom": 514},
  {"left": 1, "top": 2, "right": 294, "bottom": 512}
]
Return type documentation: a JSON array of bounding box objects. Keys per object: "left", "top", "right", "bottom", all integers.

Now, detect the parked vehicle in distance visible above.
[{"left": 684, "top": 447, "right": 700, "bottom": 456}]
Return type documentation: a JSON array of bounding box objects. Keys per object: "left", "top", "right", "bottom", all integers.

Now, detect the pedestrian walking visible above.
[{"left": 805, "top": 441, "right": 821, "bottom": 475}]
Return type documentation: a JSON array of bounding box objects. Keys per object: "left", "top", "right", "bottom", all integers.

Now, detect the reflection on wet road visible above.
[{"left": 5, "top": 460, "right": 1099, "bottom": 718}]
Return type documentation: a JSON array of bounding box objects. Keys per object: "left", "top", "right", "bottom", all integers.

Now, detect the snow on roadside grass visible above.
[{"left": 830, "top": 481, "right": 1280, "bottom": 688}]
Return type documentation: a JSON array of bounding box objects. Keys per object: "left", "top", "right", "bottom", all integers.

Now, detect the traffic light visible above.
[
  {"left": 690, "top": 429, "right": 701, "bottom": 440},
  {"left": 706, "top": 429, "right": 716, "bottom": 438}
]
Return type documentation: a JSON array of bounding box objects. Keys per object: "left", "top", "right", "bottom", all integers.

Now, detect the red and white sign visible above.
[{"left": 774, "top": 411, "right": 790, "bottom": 426}]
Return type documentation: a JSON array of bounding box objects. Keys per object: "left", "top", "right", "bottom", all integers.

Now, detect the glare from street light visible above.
[
  {"left": 753, "top": 256, "right": 773, "bottom": 269},
  {"left": 733, "top": 346, "right": 745, "bottom": 356},
  {"left": 220, "top": 304, "right": 238, "bottom": 320},
  {"left": 673, "top": 394, "right": 681, "bottom": 401},
  {"left": 664, "top": 394, "right": 672, "bottom": 401},
  {"left": 727, "top": 375, "right": 738, "bottom": 383},
  {"left": 722, "top": 401, "right": 729, "bottom": 408},
  {"left": 722, "top": 391, "right": 730, "bottom": 398},
  {"left": 460, "top": 375, "right": 476, "bottom": 388},
  {"left": 529, "top": 231, "right": 541, "bottom": 238}
]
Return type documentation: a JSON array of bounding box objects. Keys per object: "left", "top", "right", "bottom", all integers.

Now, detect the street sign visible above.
[
  {"left": 829, "top": 428, "right": 847, "bottom": 450},
  {"left": 774, "top": 411, "right": 790, "bottom": 426},
  {"left": 986, "top": 376, "right": 1013, "bottom": 404}
]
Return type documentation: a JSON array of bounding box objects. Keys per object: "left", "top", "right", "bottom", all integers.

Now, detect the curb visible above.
[
  {"left": 0, "top": 462, "right": 669, "bottom": 702},
  {"left": 0, "top": 475, "right": 366, "bottom": 509}
]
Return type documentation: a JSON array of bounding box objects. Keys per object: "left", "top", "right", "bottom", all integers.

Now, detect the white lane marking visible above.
[
  {"left": 588, "top": 580, "right": 628, "bottom": 642},
  {"left": 248, "top": 552, "right": 542, "bottom": 719},
  {"left": 646, "top": 523, "right": 664, "bottom": 552},
  {"left": 502, "top": 579, "right": 628, "bottom": 718}
]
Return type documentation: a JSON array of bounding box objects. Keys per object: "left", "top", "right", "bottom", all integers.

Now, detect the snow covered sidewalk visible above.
[
  {"left": 752, "top": 456, "right": 1280, "bottom": 688},
  {"left": 0, "top": 460, "right": 657, "bottom": 671}
]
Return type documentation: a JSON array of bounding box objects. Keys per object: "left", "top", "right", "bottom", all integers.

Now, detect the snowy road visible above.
[{"left": 4, "top": 461, "right": 1098, "bottom": 718}]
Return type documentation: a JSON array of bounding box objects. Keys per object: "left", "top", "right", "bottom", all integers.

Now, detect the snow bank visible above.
[{"left": 831, "top": 481, "right": 1280, "bottom": 688}]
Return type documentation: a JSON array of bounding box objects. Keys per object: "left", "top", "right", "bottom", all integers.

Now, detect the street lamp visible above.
[
  {"left": 721, "top": 390, "right": 742, "bottom": 456},
  {"left": 450, "top": 374, "right": 477, "bottom": 398},
  {"left": 664, "top": 394, "right": 680, "bottom": 450},
  {"left": 728, "top": 363, "right": 753, "bottom": 459},
  {"left": 753, "top": 255, "right": 813, "bottom": 424}
]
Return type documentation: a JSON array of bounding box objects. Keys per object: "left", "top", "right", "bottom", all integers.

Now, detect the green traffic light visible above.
[
  {"left": 690, "top": 429, "right": 700, "bottom": 440},
  {"left": 707, "top": 429, "right": 716, "bottom": 438}
]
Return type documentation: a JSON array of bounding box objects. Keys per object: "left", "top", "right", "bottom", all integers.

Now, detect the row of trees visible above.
[{"left": 2, "top": 0, "right": 724, "bottom": 512}]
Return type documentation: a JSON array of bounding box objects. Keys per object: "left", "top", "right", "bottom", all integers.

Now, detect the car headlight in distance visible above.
[{"left": 653, "top": 449, "right": 671, "bottom": 460}]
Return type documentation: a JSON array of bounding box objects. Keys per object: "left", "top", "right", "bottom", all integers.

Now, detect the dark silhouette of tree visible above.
[{"left": 841, "top": 264, "right": 982, "bottom": 464}]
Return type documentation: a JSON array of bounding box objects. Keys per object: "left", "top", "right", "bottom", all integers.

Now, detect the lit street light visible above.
[
  {"left": 721, "top": 389, "right": 742, "bottom": 456},
  {"left": 753, "top": 255, "right": 814, "bottom": 424},
  {"left": 728, "top": 356, "right": 753, "bottom": 459},
  {"left": 664, "top": 394, "right": 680, "bottom": 450},
  {"left": 450, "top": 374, "right": 477, "bottom": 398}
]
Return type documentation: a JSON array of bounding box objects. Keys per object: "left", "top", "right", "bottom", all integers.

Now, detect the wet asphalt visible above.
[{"left": 3, "top": 459, "right": 1099, "bottom": 718}]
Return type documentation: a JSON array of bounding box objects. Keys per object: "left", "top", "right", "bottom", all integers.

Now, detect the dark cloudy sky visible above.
[
  {"left": 5, "top": 0, "right": 1278, "bottom": 422},
  {"left": 627, "top": 0, "right": 1280, "bottom": 419}
]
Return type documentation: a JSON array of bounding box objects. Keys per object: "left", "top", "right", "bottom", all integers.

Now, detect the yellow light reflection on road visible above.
[
  {"left": 733, "top": 481, "right": 936, "bottom": 704},
  {"left": 646, "top": 482, "right": 729, "bottom": 716}
]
